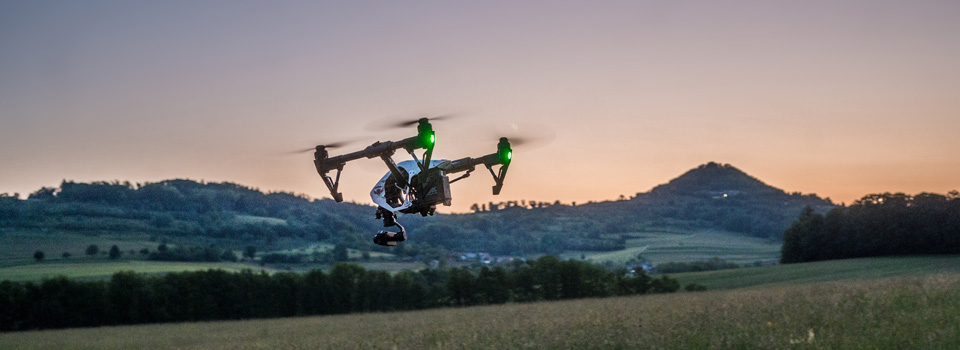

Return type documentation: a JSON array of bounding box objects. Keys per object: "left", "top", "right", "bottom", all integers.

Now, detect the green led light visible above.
[
  {"left": 507, "top": 151, "right": 512, "bottom": 160},
  {"left": 421, "top": 132, "right": 435, "bottom": 147}
]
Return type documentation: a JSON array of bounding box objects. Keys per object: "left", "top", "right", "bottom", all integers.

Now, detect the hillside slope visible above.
[{"left": 1, "top": 162, "right": 832, "bottom": 257}]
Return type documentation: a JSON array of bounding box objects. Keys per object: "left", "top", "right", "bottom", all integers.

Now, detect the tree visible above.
[
  {"left": 243, "top": 245, "right": 257, "bottom": 260},
  {"left": 333, "top": 243, "right": 349, "bottom": 262},
  {"left": 85, "top": 244, "right": 99, "bottom": 257},
  {"left": 28, "top": 187, "right": 56, "bottom": 200},
  {"left": 220, "top": 250, "right": 237, "bottom": 262},
  {"left": 447, "top": 267, "right": 477, "bottom": 306},
  {"left": 109, "top": 245, "right": 121, "bottom": 260},
  {"left": 33, "top": 251, "right": 45, "bottom": 262}
]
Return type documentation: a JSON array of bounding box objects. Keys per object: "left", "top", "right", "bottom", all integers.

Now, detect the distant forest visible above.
[
  {"left": 0, "top": 258, "right": 681, "bottom": 331},
  {"left": 0, "top": 179, "right": 381, "bottom": 252},
  {"left": 0, "top": 162, "right": 834, "bottom": 256},
  {"left": 781, "top": 191, "right": 960, "bottom": 263}
]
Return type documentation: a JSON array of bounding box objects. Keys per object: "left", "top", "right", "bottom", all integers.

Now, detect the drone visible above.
[{"left": 312, "top": 118, "right": 512, "bottom": 246}]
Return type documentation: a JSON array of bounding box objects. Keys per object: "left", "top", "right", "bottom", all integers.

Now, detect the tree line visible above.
[
  {"left": 0, "top": 257, "right": 682, "bottom": 331},
  {"left": 781, "top": 191, "right": 960, "bottom": 263},
  {"left": 0, "top": 174, "right": 835, "bottom": 258}
]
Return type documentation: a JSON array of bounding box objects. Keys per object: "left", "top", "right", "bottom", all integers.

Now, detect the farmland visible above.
[
  {"left": 561, "top": 229, "right": 782, "bottom": 265},
  {"left": 1, "top": 226, "right": 777, "bottom": 283},
  {"left": 0, "top": 260, "right": 277, "bottom": 282},
  {"left": 674, "top": 255, "right": 960, "bottom": 290},
  {"left": 0, "top": 230, "right": 158, "bottom": 266},
  {"left": 0, "top": 229, "right": 416, "bottom": 282},
  {"left": 2, "top": 271, "right": 957, "bottom": 349}
]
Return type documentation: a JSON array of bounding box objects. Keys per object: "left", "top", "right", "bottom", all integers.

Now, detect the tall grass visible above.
[
  {"left": 675, "top": 255, "right": 960, "bottom": 290},
  {"left": 2, "top": 274, "right": 958, "bottom": 349}
]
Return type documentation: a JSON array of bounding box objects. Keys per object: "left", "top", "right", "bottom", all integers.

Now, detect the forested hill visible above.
[
  {"left": 621, "top": 162, "right": 834, "bottom": 237},
  {"left": 442, "top": 162, "right": 834, "bottom": 254},
  {"left": 0, "top": 179, "right": 383, "bottom": 243},
  {"left": 0, "top": 162, "right": 833, "bottom": 256},
  {"left": 646, "top": 162, "right": 790, "bottom": 197}
]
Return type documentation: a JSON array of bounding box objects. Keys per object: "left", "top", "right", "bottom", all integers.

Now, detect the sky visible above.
[{"left": 2, "top": 0, "right": 959, "bottom": 212}]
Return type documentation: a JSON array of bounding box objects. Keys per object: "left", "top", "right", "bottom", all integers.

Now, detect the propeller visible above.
[
  {"left": 364, "top": 113, "right": 461, "bottom": 131},
  {"left": 283, "top": 138, "right": 363, "bottom": 155},
  {"left": 487, "top": 121, "right": 557, "bottom": 150}
]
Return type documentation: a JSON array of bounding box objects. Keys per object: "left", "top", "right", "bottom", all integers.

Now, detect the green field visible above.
[
  {"left": 234, "top": 215, "right": 288, "bottom": 226},
  {"left": 0, "top": 230, "right": 158, "bottom": 266},
  {"left": 0, "top": 230, "right": 276, "bottom": 282},
  {"left": 561, "top": 229, "right": 782, "bottom": 265},
  {"left": 264, "top": 242, "right": 396, "bottom": 260},
  {"left": 673, "top": 255, "right": 960, "bottom": 290},
  {"left": 0, "top": 260, "right": 278, "bottom": 282},
  {"left": 2, "top": 271, "right": 957, "bottom": 349}
]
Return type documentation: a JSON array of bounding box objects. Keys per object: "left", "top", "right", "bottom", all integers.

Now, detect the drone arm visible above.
[
  {"left": 312, "top": 118, "right": 438, "bottom": 202},
  {"left": 313, "top": 136, "right": 421, "bottom": 202},
  {"left": 317, "top": 137, "right": 420, "bottom": 172},
  {"left": 380, "top": 152, "right": 409, "bottom": 188},
  {"left": 439, "top": 152, "right": 509, "bottom": 195}
]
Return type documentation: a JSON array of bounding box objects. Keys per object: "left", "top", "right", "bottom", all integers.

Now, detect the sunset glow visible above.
[{"left": 2, "top": 1, "right": 958, "bottom": 212}]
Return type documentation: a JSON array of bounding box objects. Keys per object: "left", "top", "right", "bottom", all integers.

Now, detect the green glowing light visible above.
[
  {"left": 421, "top": 132, "right": 435, "bottom": 148},
  {"left": 507, "top": 151, "right": 512, "bottom": 160}
]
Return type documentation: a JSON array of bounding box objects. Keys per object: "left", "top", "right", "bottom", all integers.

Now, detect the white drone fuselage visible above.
[{"left": 370, "top": 160, "right": 448, "bottom": 213}]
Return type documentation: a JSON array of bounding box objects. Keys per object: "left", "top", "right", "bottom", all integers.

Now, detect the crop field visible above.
[
  {"left": 562, "top": 229, "right": 782, "bottom": 265},
  {"left": 265, "top": 242, "right": 395, "bottom": 260},
  {"left": 0, "top": 229, "right": 418, "bottom": 282},
  {"left": 234, "top": 215, "right": 288, "bottom": 226},
  {"left": 0, "top": 229, "right": 276, "bottom": 282},
  {"left": 0, "top": 260, "right": 278, "bottom": 282},
  {"left": 2, "top": 273, "right": 958, "bottom": 349},
  {"left": 674, "top": 255, "right": 960, "bottom": 290},
  {"left": 0, "top": 230, "right": 158, "bottom": 266}
]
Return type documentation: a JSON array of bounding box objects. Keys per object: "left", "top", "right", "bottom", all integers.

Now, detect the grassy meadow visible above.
[
  {"left": 0, "top": 229, "right": 275, "bottom": 282},
  {"left": 0, "top": 260, "right": 279, "bottom": 282},
  {"left": 2, "top": 273, "right": 958, "bottom": 349},
  {"left": 674, "top": 255, "right": 960, "bottom": 290},
  {"left": 0, "top": 229, "right": 423, "bottom": 282},
  {"left": 0, "top": 230, "right": 158, "bottom": 266},
  {"left": 562, "top": 229, "right": 782, "bottom": 265}
]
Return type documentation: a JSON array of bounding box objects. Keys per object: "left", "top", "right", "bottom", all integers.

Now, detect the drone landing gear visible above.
[{"left": 374, "top": 207, "right": 406, "bottom": 247}]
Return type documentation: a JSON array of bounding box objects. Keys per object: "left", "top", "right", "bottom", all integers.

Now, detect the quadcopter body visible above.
[{"left": 312, "top": 118, "right": 512, "bottom": 246}]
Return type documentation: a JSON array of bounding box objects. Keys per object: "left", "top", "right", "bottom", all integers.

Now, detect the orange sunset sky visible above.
[{"left": 2, "top": 1, "right": 958, "bottom": 213}]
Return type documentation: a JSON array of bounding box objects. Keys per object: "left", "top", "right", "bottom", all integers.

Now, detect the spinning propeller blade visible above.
[
  {"left": 365, "top": 114, "right": 461, "bottom": 131},
  {"left": 284, "top": 139, "right": 360, "bottom": 155},
  {"left": 485, "top": 121, "right": 557, "bottom": 150}
]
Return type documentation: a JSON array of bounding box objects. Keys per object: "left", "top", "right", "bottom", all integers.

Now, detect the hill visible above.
[
  {"left": 648, "top": 161, "right": 786, "bottom": 197},
  {"left": 443, "top": 162, "right": 833, "bottom": 255},
  {"left": 624, "top": 162, "right": 833, "bottom": 236},
  {"left": 0, "top": 162, "right": 832, "bottom": 266}
]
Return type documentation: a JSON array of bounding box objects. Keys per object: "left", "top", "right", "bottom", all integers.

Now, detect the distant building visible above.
[
  {"left": 627, "top": 262, "right": 655, "bottom": 276},
  {"left": 459, "top": 252, "right": 493, "bottom": 264}
]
